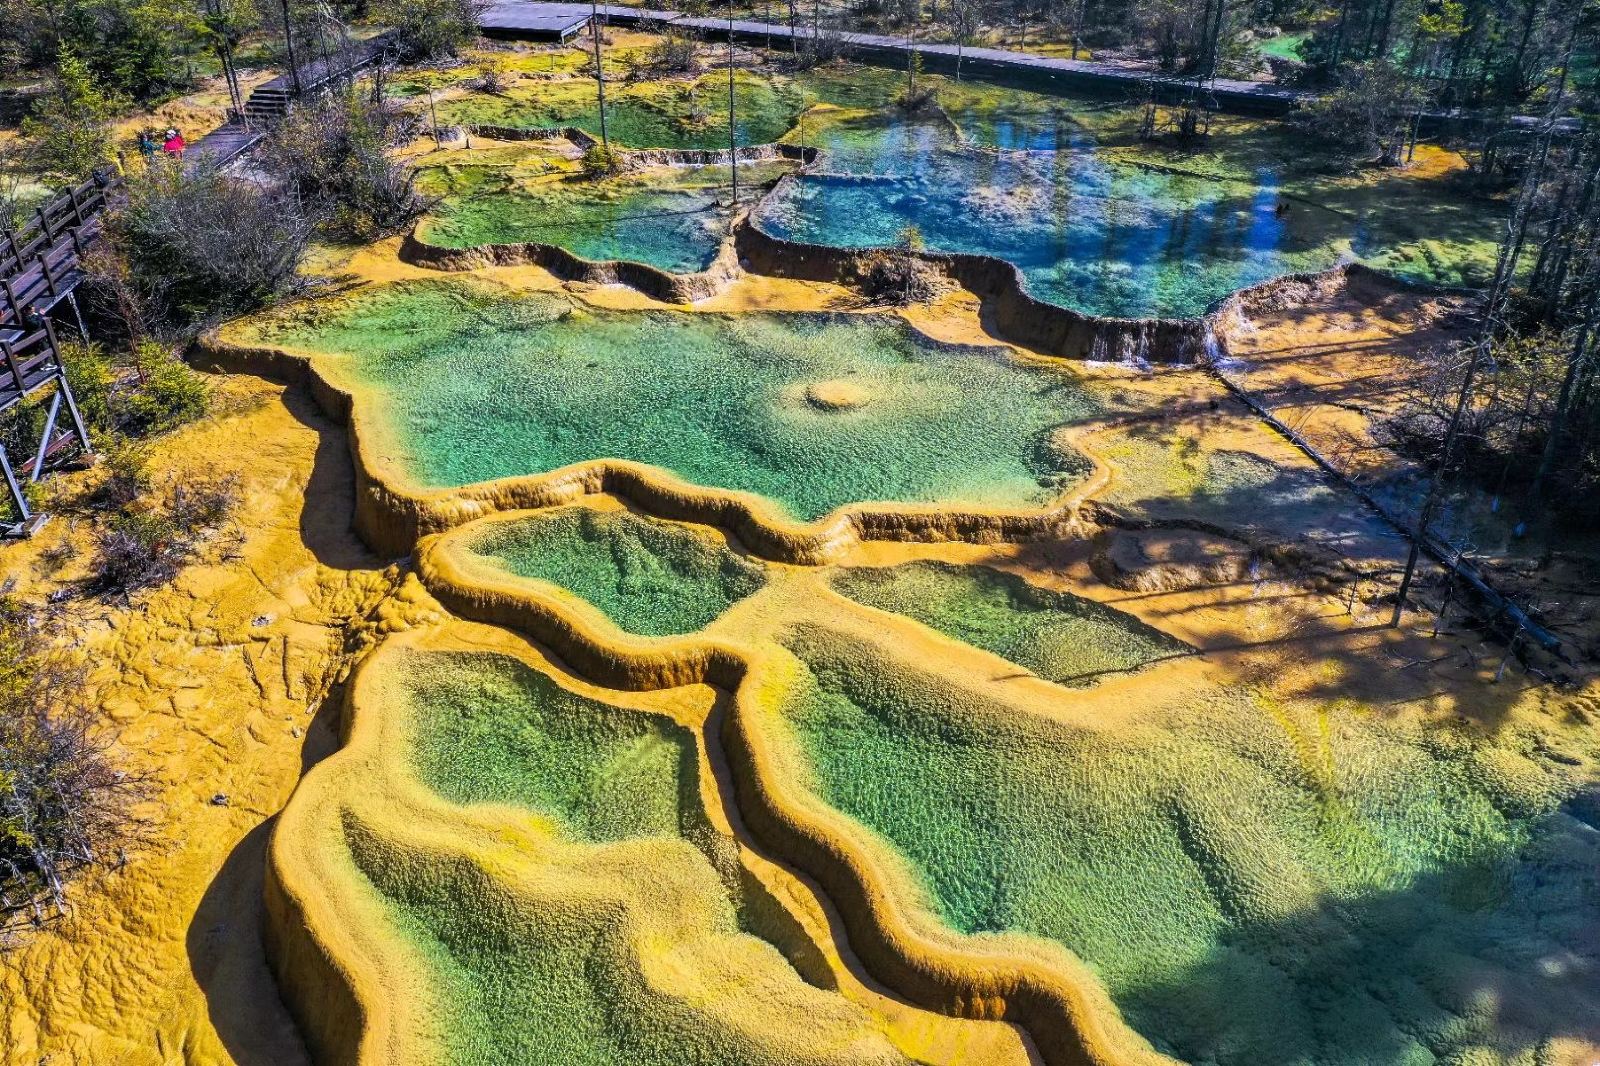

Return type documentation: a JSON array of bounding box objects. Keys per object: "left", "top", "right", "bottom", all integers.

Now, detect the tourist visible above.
[
  {"left": 137, "top": 130, "right": 158, "bottom": 160},
  {"left": 162, "top": 128, "right": 186, "bottom": 158}
]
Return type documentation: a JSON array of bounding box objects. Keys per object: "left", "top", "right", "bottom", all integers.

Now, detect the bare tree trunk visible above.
[
  {"left": 1531, "top": 299, "right": 1598, "bottom": 499},
  {"left": 590, "top": 2, "right": 608, "bottom": 149}
]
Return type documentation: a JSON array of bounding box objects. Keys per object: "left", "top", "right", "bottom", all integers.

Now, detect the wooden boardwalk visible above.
[
  {"left": 187, "top": 32, "right": 397, "bottom": 170},
  {"left": 485, "top": 2, "right": 1577, "bottom": 130},
  {"left": 482, "top": 2, "right": 1302, "bottom": 113},
  {"left": 0, "top": 177, "right": 110, "bottom": 532}
]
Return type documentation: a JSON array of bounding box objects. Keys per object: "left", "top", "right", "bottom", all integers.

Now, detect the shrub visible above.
[
  {"left": 20, "top": 48, "right": 121, "bottom": 180},
  {"left": 120, "top": 344, "right": 208, "bottom": 435},
  {"left": 475, "top": 53, "right": 514, "bottom": 92},
  {"left": 57, "top": 342, "right": 117, "bottom": 435},
  {"left": 91, "top": 439, "right": 152, "bottom": 510},
  {"left": 376, "top": 0, "right": 485, "bottom": 62},
  {"left": 89, "top": 469, "right": 238, "bottom": 596},
  {"left": 98, "top": 158, "right": 313, "bottom": 331},
  {"left": 0, "top": 597, "right": 145, "bottom": 926},
  {"left": 93, "top": 508, "right": 185, "bottom": 592},
  {"left": 580, "top": 143, "right": 624, "bottom": 178},
  {"left": 263, "top": 94, "right": 426, "bottom": 242},
  {"left": 896, "top": 52, "right": 936, "bottom": 111},
  {"left": 645, "top": 33, "right": 699, "bottom": 73}
]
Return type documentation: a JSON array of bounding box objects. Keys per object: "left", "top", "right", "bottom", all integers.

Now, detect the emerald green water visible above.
[
  {"left": 268, "top": 281, "right": 1096, "bottom": 520},
  {"left": 463, "top": 509, "right": 765, "bottom": 636},
  {"left": 830, "top": 561, "right": 1187, "bottom": 684},
  {"left": 401, "top": 650, "right": 700, "bottom": 841},
  {"left": 782, "top": 625, "right": 1599, "bottom": 1065},
  {"left": 347, "top": 649, "right": 907, "bottom": 1066},
  {"left": 417, "top": 161, "right": 792, "bottom": 272}
]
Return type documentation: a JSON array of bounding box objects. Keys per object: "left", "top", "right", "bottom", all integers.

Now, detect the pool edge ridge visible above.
[{"left": 409, "top": 526, "right": 1181, "bottom": 1066}]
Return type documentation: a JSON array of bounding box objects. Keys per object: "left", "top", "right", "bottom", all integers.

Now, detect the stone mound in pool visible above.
[{"left": 804, "top": 379, "right": 873, "bottom": 411}]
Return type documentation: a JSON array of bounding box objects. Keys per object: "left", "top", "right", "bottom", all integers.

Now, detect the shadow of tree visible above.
[
  {"left": 1116, "top": 821, "right": 1600, "bottom": 1064},
  {"left": 781, "top": 626, "right": 1599, "bottom": 1066}
]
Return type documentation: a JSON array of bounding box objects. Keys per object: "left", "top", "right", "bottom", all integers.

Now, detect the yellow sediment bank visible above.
[
  {"left": 269, "top": 617, "right": 1037, "bottom": 1066},
  {"left": 0, "top": 378, "right": 410, "bottom": 1065},
  {"left": 8, "top": 228, "right": 1591, "bottom": 1066},
  {"left": 279, "top": 528, "right": 1171, "bottom": 1066}
]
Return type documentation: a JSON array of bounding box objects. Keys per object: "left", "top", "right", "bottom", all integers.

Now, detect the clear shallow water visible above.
[
  {"left": 781, "top": 626, "right": 1599, "bottom": 1066},
  {"left": 429, "top": 64, "right": 1496, "bottom": 316},
  {"left": 347, "top": 650, "right": 907, "bottom": 1066},
  {"left": 757, "top": 113, "right": 1297, "bottom": 318},
  {"left": 272, "top": 281, "right": 1096, "bottom": 520},
  {"left": 463, "top": 509, "right": 766, "bottom": 636},
  {"left": 418, "top": 162, "right": 792, "bottom": 273},
  {"left": 830, "top": 561, "right": 1188, "bottom": 683}
]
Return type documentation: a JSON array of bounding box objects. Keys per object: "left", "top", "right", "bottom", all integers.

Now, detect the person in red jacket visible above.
[{"left": 162, "top": 128, "right": 186, "bottom": 157}]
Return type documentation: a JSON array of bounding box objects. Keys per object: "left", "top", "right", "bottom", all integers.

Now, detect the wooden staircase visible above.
[{"left": 0, "top": 174, "right": 116, "bottom": 536}]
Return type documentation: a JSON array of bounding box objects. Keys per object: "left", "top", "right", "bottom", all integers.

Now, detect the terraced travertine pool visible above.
[
  {"left": 260, "top": 280, "right": 1097, "bottom": 520},
  {"left": 346, "top": 648, "right": 915, "bottom": 1066},
  {"left": 754, "top": 105, "right": 1498, "bottom": 317},
  {"left": 777, "top": 624, "right": 1600, "bottom": 1066},
  {"left": 421, "top": 62, "right": 1502, "bottom": 317},
  {"left": 416, "top": 158, "right": 796, "bottom": 274},
  {"left": 243, "top": 44, "right": 1600, "bottom": 1066},
  {"left": 459, "top": 508, "right": 766, "bottom": 636},
  {"left": 830, "top": 561, "right": 1188, "bottom": 683}
]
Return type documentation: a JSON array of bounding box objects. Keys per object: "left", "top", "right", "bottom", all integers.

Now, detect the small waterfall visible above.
[
  {"left": 1087, "top": 330, "right": 1109, "bottom": 363},
  {"left": 1131, "top": 329, "right": 1151, "bottom": 371}
]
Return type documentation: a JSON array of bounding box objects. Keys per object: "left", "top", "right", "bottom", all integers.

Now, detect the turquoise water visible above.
[
  {"left": 419, "top": 163, "right": 790, "bottom": 273},
  {"left": 757, "top": 113, "right": 1294, "bottom": 317},
  {"left": 463, "top": 508, "right": 766, "bottom": 636},
  {"left": 281, "top": 282, "right": 1097, "bottom": 520},
  {"left": 350, "top": 649, "right": 913, "bottom": 1066},
  {"left": 830, "top": 561, "right": 1188, "bottom": 683}
]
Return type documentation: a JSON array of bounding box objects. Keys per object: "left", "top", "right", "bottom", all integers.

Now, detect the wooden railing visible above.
[
  {"left": 0, "top": 174, "right": 114, "bottom": 278},
  {"left": 0, "top": 321, "right": 66, "bottom": 402}
]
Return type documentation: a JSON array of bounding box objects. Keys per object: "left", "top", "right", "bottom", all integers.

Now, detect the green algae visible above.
[
  {"left": 416, "top": 159, "right": 794, "bottom": 272},
  {"left": 463, "top": 509, "right": 766, "bottom": 636},
  {"left": 340, "top": 649, "right": 908, "bottom": 1066},
  {"left": 435, "top": 70, "right": 807, "bottom": 149},
  {"left": 401, "top": 650, "right": 701, "bottom": 842},
  {"left": 265, "top": 280, "right": 1097, "bottom": 521},
  {"left": 779, "top": 625, "right": 1599, "bottom": 1065},
  {"left": 829, "top": 561, "right": 1187, "bottom": 684}
]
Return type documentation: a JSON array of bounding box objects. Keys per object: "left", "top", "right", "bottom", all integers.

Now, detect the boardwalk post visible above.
[
  {"left": 55, "top": 363, "right": 95, "bottom": 460},
  {"left": 0, "top": 443, "right": 30, "bottom": 525},
  {"left": 36, "top": 315, "right": 92, "bottom": 460},
  {"left": 1, "top": 336, "right": 22, "bottom": 393},
  {"left": 29, "top": 389, "right": 62, "bottom": 483}
]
